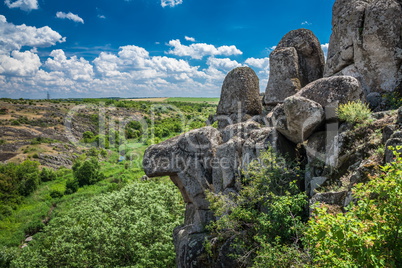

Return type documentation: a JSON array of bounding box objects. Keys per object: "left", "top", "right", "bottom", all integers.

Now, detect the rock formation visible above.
[
  {"left": 325, "top": 0, "right": 402, "bottom": 100},
  {"left": 295, "top": 76, "right": 364, "bottom": 108},
  {"left": 216, "top": 67, "right": 262, "bottom": 128},
  {"left": 271, "top": 96, "right": 324, "bottom": 144},
  {"left": 143, "top": 117, "right": 297, "bottom": 267},
  {"left": 142, "top": 0, "right": 402, "bottom": 264},
  {"left": 264, "top": 29, "right": 325, "bottom": 105}
]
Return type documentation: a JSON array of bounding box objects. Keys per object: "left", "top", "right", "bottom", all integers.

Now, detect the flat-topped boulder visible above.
[{"left": 295, "top": 76, "right": 364, "bottom": 108}]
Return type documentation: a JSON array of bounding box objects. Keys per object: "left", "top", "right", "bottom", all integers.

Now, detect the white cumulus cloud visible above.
[
  {"left": 161, "top": 0, "right": 183, "bottom": 7},
  {"left": 0, "top": 15, "right": 66, "bottom": 54},
  {"left": 245, "top": 57, "right": 270, "bottom": 92},
  {"left": 44, "top": 50, "right": 94, "bottom": 81},
  {"left": 207, "top": 57, "right": 242, "bottom": 71},
  {"left": 185, "top": 36, "right": 196, "bottom": 42},
  {"left": 167, "top": 39, "right": 243, "bottom": 60},
  {"left": 0, "top": 50, "right": 41, "bottom": 76},
  {"left": 56, "top": 12, "right": 84, "bottom": 24},
  {"left": 245, "top": 57, "right": 270, "bottom": 70},
  {"left": 4, "top": 0, "right": 38, "bottom": 11}
]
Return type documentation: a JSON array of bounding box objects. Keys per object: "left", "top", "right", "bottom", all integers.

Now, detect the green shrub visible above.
[
  {"left": 40, "top": 168, "right": 57, "bottom": 182},
  {"left": 24, "top": 220, "right": 45, "bottom": 236},
  {"left": 206, "top": 148, "right": 308, "bottom": 266},
  {"left": 82, "top": 131, "right": 95, "bottom": 143},
  {"left": 64, "top": 178, "right": 78, "bottom": 195},
  {"left": 72, "top": 157, "right": 104, "bottom": 187},
  {"left": 0, "top": 247, "right": 18, "bottom": 268},
  {"left": 0, "top": 205, "right": 13, "bottom": 220},
  {"left": 384, "top": 91, "right": 402, "bottom": 109},
  {"left": 11, "top": 181, "right": 184, "bottom": 267},
  {"left": 0, "top": 139, "right": 5, "bottom": 145},
  {"left": 337, "top": 101, "right": 372, "bottom": 123},
  {"left": 49, "top": 190, "right": 63, "bottom": 199},
  {"left": 305, "top": 146, "right": 402, "bottom": 266}
]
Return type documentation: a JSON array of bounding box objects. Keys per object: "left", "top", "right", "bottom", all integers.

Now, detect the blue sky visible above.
[{"left": 0, "top": 0, "right": 334, "bottom": 99}]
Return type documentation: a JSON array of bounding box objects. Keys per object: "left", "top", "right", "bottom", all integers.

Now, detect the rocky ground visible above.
[{"left": 0, "top": 99, "right": 143, "bottom": 169}]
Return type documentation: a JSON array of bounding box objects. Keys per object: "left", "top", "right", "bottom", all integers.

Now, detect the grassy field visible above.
[
  {"left": 166, "top": 97, "right": 219, "bottom": 104},
  {"left": 124, "top": 97, "right": 220, "bottom": 104},
  {"left": 124, "top": 98, "right": 168, "bottom": 102}
]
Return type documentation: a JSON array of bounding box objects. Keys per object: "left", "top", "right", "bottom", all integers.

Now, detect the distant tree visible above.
[{"left": 72, "top": 157, "right": 104, "bottom": 187}]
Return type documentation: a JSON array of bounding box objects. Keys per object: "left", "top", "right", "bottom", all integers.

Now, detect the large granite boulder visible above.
[
  {"left": 264, "top": 47, "right": 302, "bottom": 105},
  {"left": 216, "top": 67, "right": 262, "bottom": 128},
  {"left": 271, "top": 96, "right": 325, "bottom": 144},
  {"left": 264, "top": 29, "right": 325, "bottom": 105},
  {"left": 295, "top": 76, "right": 364, "bottom": 108},
  {"left": 325, "top": 0, "right": 402, "bottom": 98}
]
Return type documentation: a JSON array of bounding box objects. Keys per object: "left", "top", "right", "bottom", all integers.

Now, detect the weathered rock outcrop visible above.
[
  {"left": 272, "top": 96, "right": 325, "bottom": 144},
  {"left": 143, "top": 122, "right": 295, "bottom": 267},
  {"left": 264, "top": 29, "right": 325, "bottom": 105},
  {"left": 295, "top": 76, "right": 364, "bottom": 109},
  {"left": 216, "top": 67, "right": 262, "bottom": 128},
  {"left": 325, "top": 0, "right": 402, "bottom": 98}
]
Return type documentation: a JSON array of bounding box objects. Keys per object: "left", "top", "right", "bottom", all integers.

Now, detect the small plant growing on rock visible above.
[{"left": 337, "top": 101, "right": 372, "bottom": 123}]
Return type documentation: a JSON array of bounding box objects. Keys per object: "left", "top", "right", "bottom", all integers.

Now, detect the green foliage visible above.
[
  {"left": 40, "top": 168, "right": 57, "bottom": 182},
  {"left": 30, "top": 137, "right": 56, "bottom": 145},
  {"left": 305, "top": 147, "right": 402, "bottom": 267},
  {"left": 10, "top": 180, "right": 184, "bottom": 267},
  {"left": 383, "top": 91, "right": 402, "bottom": 109},
  {"left": 82, "top": 130, "right": 95, "bottom": 143},
  {"left": 64, "top": 178, "right": 79, "bottom": 195},
  {"left": 0, "top": 160, "right": 41, "bottom": 209},
  {"left": 337, "top": 101, "right": 372, "bottom": 123},
  {"left": 206, "top": 148, "right": 307, "bottom": 266},
  {"left": 72, "top": 157, "right": 104, "bottom": 187},
  {"left": 0, "top": 139, "right": 5, "bottom": 145},
  {"left": 23, "top": 220, "right": 45, "bottom": 236},
  {"left": 49, "top": 190, "right": 63, "bottom": 199},
  {"left": 166, "top": 97, "right": 219, "bottom": 104}
]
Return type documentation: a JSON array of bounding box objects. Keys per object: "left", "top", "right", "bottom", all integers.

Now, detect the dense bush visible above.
[
  {"left": 206, "top": 148, "right": 308, "bottom": 266},
  {"left": 82, "top": 131, "right": 95, "bottom": 143},
  {"left": 10, "top": 180, "right": 184, "bottom": 267},
  {"left": 72, "top": 157, "right": 104, "bottom": 187},
  {"left": 337, "top": 101, "right": 372, "bottom": 123},
  {"left": 64, "top": 178, "right": 79, "bottom": 195},
  {"left": 39, "top": 168, "right": 57, "bottom": 182},
  {"left": 306, "top": 147, "right": 402, "bottom": 266},
  {"left": 0, "top": 160, "right": 41, "bottom": 201}
]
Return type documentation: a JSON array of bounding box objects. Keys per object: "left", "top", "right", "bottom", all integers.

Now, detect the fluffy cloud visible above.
[
  {"left": 56, "top": 12, "right": 84, "bottom": 24},
  {"left": 0, "top": 15, "right": 66, "bottom": 54},
  {"left": 167, "top": 39, "right": 243, "bottom": 59},
  {"left": 245, "top": 57, "right": 270, "bottom": 91},
  {"left": 4, "top": 0, "right": 38, "bottom": 11},
  {"left": 0, "top": 15, "right": 272, "bottom": 98},
  {"left": 161, "top": 0, "right": 183, "bottom": 8},
  {"left": 44, "top": 50, "right": 94, "bottom": 81},
  {"left": 207, "top": 57, "right": 242, "bottom": 72},
  {"left": 185, "top": 36, "right": 196, "bottom": 42},
  {"left": 0, "top": 50, "right": 41, "bottom": 76},
  {"left": 245, "top": 57, "right": 269, "bottom": 70}
]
